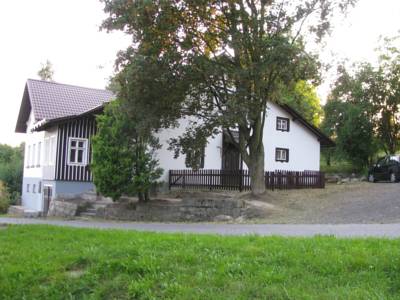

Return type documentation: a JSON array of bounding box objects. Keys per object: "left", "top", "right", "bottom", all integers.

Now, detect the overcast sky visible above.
[{"left": 1, "top": 0, "right": 400, "bottom": 146}]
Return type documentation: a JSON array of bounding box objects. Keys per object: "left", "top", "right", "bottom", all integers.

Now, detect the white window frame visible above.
[
  {"left": 26, "top": 145, "right": 31, "bottom": 168},
  {"left": 67, "top": 137, "right": 88, "bottom": 166},
  {"left": 31, "top": 144, "right": 36, "bottom": 168},
  {"left": 37, "top": 142, "right": 41, "bottom": 167}
]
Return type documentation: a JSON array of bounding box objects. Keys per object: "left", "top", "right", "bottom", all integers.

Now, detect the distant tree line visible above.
[{"left": 0, "top": 144, "right": 24, "bottom": 212}]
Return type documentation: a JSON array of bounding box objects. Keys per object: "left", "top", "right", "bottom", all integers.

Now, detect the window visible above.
[
  {"left": 37, "top": 142, "right": 41, "bottom": 167},
  {"left": 26, "top": 184, "right": 30, "bottom": 193},
  {"left": 44, "top": 138, "right": 50, "bottom": 165},
  {"left": 33, "top": 184, "right": 36, "bottom": 193},
  {"left": 185, "top": 148, "right": 205, "bottom": 169},
  {"left": 26, "top": 145, "right": 31, "bottom": 168},
  {"left": 276, "top": 117, "right": 290, "bottom": 132},
  {"left": 38, "top": 181, "right": 42, "bottom": 193},
  {"left": 68, "top": 138, "right": 88, "bottom": 165},
  {"left": 49, "top": 136, "right": 56, "bottom": 165},
  {"left": 32, "top": 144, "right": 36, "bottom": 167},
  {"left": 275, "top": 148, "right": 289, "bottom": 162}
]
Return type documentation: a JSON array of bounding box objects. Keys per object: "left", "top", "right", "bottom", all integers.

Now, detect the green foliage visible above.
[
  {"left": 1, "top": 225, "right": 400, "bottom": 299},
  {"left": 101, "top": 0, "right": 356, "bottom": 195},
  {"left": 281, "top": 80, "right": 323, "bottom": 126},
  {"left": 0, "top": 181, "right": 10, "bottom": 213},
  {"left": 325, "top": 36, "right": 400, "bottom": 157},
  {"left": 37, "top": 60, "right": 54, "bottom": 81},
  {"left": 0, "top": 144, "right": 23, "bottom": 204},
  {"left": 336, "top": 104, "right": 377, "bottom": 167},
  {"left": 91, "top": 100, "right": 162, "bottom": 202}
]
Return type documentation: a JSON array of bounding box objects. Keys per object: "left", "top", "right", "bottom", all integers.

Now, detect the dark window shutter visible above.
[
  {"left": 286, "top": 149, "right": 289, "bottom": 162},
  {"left": 287, "top": 119, "right": 290, "bottom": 132}
]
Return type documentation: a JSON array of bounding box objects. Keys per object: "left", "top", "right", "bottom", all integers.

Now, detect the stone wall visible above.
[
  {"left": 96, "top": 192, "right": 264, "bottom": 222},
  {"left": 47, "top": 200, "right": 78, "bottom": 218}
]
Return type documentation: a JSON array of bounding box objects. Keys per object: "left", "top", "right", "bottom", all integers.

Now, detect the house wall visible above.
[
  {"left": 154, "top": 118, "right": 223, "bottom": 183},
  {"left": 55, "top": 116, "right": 96, "bottom": 182},
  {"left": 262, "top": 102, "right": 320, "bottom": 171},
  {"left": 21, "top": 112, "right": 45, "bottom": 211}
]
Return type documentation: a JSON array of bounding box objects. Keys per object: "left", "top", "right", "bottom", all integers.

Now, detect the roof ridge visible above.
[{"left": 27, "top": 78, "right": 112, "bottom": 93}]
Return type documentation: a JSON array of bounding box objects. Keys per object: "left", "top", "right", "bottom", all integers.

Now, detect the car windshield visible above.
[{"left": 390, "top": 156, "right": 400, "bottom": 162}]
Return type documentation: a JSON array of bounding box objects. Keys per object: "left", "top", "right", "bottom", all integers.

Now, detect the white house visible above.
[{"left": 15, "top": 79, "right": 333, "bottom": 213}]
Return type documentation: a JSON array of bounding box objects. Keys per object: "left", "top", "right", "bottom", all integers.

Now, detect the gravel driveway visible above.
[{"left": 262, "top": 182, "right": 400, "bottom": 224}]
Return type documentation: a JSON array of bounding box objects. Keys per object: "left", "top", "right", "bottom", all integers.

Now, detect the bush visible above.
[{"left": 0, "top": 181, "right": 10, "bottom": 214}]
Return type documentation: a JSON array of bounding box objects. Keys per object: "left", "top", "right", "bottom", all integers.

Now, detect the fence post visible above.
[{"left": 168, "top": 170, "right": 171, "bottom": 190}]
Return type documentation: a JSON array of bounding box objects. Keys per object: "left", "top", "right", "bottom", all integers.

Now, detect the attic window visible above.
[
  {"left": 67, "top": 138, "right": 88, "bottom": 166},
  {"left": 276, "top": 117, "right": 290, "bottom": 132}
]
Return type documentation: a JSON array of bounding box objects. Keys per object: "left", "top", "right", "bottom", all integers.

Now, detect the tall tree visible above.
[
  {"left": 37, "top": 60, "right": 54, "bottom": 81},
  {"left": 91, "top": 100, "right": 162, "bottom": 202},
  {"left": 102, "top": 0, "right": 356, "bottom": 195},
  {"left": 328, "top": 36, "right": 400, "bottom": 155}
]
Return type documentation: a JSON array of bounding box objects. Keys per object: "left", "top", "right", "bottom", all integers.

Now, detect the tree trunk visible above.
[
  {"left": 248, "top": 144, "right": 265, "bottom": 197},
  {"left": 144, "top": 190, "right": 150, "bottom": 202},
  {"left": 138, "top": 192, "right": 145, "bottom": 203}
]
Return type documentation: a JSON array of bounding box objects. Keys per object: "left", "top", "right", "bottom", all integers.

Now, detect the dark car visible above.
[{"left": 368, "top": 155, "right": 400, "bottom": 183}]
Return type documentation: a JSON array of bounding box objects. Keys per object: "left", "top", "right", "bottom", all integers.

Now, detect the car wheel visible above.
[
  {"left": 368, "top": 174, "right": 375, "bottom": 183},
  {"left": 390, "top": 173, "right": 397, "bottom": 183}
]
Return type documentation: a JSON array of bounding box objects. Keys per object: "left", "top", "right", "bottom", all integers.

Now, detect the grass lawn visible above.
[{"left": 1, "top": 226, "right": 400, "bottom": 299}]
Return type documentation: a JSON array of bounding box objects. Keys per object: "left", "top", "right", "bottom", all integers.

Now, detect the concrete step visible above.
[{"left": 24, "top": 210, "right": 41, "bottom": 218}]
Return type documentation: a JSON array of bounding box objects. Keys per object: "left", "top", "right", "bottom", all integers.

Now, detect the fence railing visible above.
[{"left": 169, "top": 169, "right": 325, "bottom": 191}]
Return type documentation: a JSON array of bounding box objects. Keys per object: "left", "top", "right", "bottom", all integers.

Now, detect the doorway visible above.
[{"left": 42, "top": 186, "right": 53, "bottom": 216}]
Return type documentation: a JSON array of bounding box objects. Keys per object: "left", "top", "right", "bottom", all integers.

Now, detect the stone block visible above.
[
  {"left": 7, "top": 205, "right": 25, "bottom": 217},
  {"left": 48, "top": 200, "right": 78, "bottom": 218}
]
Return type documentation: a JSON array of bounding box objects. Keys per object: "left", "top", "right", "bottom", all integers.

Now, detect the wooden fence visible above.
[{"left": 169, "top": 169, "right": 325, "bottom": 191}]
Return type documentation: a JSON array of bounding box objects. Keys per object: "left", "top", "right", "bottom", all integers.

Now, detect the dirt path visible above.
[{"left": 257, "top": 182, "right": 400, "bottom": 224}]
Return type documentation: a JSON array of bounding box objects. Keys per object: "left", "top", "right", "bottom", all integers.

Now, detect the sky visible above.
[{"left": 1, "top": 0, "right": 400, "bottom": 146}]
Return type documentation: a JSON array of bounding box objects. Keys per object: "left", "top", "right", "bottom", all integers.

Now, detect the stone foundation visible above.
[
  {"left": 96, "top": 192, "right": 267, "bottom": 222},
  {"left": 48, "top": 200, "right": 78, "bottom": 218}
]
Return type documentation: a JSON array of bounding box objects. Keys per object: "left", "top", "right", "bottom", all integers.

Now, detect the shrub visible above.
[{"left": 0, "top": 181, "right": 10, "bottom": 214}]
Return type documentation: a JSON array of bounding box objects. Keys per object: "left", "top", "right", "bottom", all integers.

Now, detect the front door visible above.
[
  {"left": 222, "top": 143, "right": 240, "bottom": 171},
  {"left": 42, "top": 186, "right": 53, "bottom": 216}
]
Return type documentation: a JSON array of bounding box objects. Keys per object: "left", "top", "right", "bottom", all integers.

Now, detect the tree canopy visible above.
[
  {"left": 102, "top": 0, "right": 356, "bottom": 195},
  {"left": 324, "top": 36, "right": 400, "bottom": 158}
]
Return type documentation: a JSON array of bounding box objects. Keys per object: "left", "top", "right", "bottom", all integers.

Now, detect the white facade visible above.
[
  {"left": 21, "top": 101, "right": 324, "bottom": 211},
  {"left": 263, "top": 102, "right": 320, "bottom": 171},
  {"left": 21, "top": 112, "right": 58, "bottom": 211},
  {"left": 154, "top": 101, "right": 321, "bottom": 182}
]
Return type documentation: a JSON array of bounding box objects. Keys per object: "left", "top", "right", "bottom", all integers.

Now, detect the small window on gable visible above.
[
  {"left": 27, "top": 184, "right": 30, "bottom": 193},
  {"left": 185, "top": 148, "right": 205, "bottom": 169},
  {"left": 67, "top": 138, "right": 88, "bottom": 166},
  {"left": 275, "top": 148, "right": 289, "bottom": 162},
  {"left": 276, "top": 117, "right": 290, "bottom": 132}
]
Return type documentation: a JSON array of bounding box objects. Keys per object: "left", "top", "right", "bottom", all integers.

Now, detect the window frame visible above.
[
  {"left": 185, "top": 147, "right": 205, "bottom": 169},
  {"left": 67, "top": 137, "right": 88, "bottom": 166},
  {"left": 275, "top": 147, "right": 289, "bottom": 163},
  {"left": 37, "top": 142, "right": 41, "bottom": 167},
  {"left": 31, "top": 144, "right": 36, "bottom": 168},
  {"left": 276, "top": 117, "right": 290, "bottom": 132}
]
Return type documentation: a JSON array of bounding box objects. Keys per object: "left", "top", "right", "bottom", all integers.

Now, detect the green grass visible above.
[{"left": 1, "top": 225, "right": 400, "bottom": 299}]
